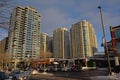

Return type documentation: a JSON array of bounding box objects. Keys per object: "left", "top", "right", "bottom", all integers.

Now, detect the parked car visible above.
[
  {"left": 51, "top": 65, "right": 61, "bottom": 72},
  {"left": 46, "top": 66, "right": 53, "bottom": 72},
  {"left": 61, "top": 66, "right": 72, "bottom": 72},
  {"left": 11, "top": 70, "right": 31, "bottom": 80},
  {"left": 71, "top": 65, "right": 82, "bottom": 72},
  {"left": 0, "top": 71, "right": 12, "bottom": 80}
]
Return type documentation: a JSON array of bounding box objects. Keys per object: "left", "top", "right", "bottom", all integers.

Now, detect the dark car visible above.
[
  {"left": 71, "top": 64, "right": 82, "bottom": 72},
  {"left": 0, "top": 71, "right": 11, "bottom": 80}
]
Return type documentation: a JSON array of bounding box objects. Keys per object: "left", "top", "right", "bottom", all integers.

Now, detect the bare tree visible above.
[
  {"left": 46, "top": 51, "right": 52, "bottom": 58},
  {"left": 0, "top": 52, "right": 11, "bottom": 69},
  {"left": 39, "top": 50, "right": 52, "bottom": 59}
]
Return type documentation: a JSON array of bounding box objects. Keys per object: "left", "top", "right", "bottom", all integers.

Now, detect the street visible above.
[{"left": 29, "top": 69, "right": 108, "bottom": 80}]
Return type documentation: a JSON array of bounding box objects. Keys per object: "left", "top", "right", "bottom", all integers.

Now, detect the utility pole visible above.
[{"left": 98, "top": 6, "right": 112, "bottom": 75}]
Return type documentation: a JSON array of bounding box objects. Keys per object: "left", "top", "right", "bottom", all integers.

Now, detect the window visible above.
[
  {"left": 114, "top": 29, "right": 120, "bottom": 38},
  {"left": 116, "top": 42, "right": 120, "bottom": 54}
]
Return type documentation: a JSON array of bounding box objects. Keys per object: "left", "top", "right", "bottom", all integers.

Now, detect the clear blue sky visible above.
[{"left": 0, "top": 0, "right": 120, "bottom": 52}]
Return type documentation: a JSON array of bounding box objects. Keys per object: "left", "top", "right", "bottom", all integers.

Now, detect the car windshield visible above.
[{"left": 14, "top": 71, "right": 21, "bottom": 74}]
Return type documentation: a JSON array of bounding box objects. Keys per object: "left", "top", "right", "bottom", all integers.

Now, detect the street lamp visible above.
[
  {"left": 98, "top": 6, "right": 112, "bottom": 75},
  {"left": 27, "top": 54, "right": 30, "bottom": 67}
]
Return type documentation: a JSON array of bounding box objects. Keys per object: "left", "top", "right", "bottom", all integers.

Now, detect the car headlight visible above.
[
  {"left": 18, "top": 77, "right": 23, "bottom": 80},
  {"left": 23, "top": 76, "right": 27, "bottom": 79}
]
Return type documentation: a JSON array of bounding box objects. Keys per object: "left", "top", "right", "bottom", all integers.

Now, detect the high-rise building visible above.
[
  {"left": 40, "top": 33, "right": 52, "bottom": 52},
  {"left": 40, "top": 33, "right": 53, "bottom": 58},
  {"left": 70, "top": 20, "right": 98, "bottom": 58},
  {"left": 48, "top": 36, "right": 53, "bottom": 54},
  {"left": 8, "top": 6, "right": 41, "bottom": 60},
  {"left": 53, "top": 27, "right": 70, "bottom": 59},
  {"left": 40, "top": 33, "right": 49, "bottom": 52}
]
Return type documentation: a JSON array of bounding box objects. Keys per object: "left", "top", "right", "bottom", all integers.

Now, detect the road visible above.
[{"left": 29, "top": 69, "right": 108, "bottom": 80}]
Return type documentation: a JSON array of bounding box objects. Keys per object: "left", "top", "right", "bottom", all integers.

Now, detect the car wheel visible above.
[{"left": 12, "top": 77, "right": 17, "bottom": 80}]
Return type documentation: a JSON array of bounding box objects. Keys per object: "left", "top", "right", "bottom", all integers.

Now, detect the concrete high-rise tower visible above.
[
  {"left": 40, "top": 33, "right": 53, "bottom": 58},
  {"left": 53, "top": 27, "right": 70, "bottom": 59},
  {"left": 40, "top": 33, "right": 53, "bottom": 52},
  {"left": 8, "top": 6, "right": 41, "bottom": 60},
  {"left": 70, "top": 20, "right": 98, "bottom": 58},
  {"left": 40, "top": 33, "right": 49, "bottom": 52}
]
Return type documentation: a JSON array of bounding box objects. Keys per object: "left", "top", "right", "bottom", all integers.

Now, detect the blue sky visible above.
[{"left": 0, "top": 0, "right": 120, "bottom": 52}]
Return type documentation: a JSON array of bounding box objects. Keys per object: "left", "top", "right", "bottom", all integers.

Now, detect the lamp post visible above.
[{"left": 98, "top": 6, "right": 112, "bottom": 75}]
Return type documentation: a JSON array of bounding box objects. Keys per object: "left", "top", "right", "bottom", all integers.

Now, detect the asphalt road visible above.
[{"left": 29, "top": 69, "right": 108, "bottom": 80}]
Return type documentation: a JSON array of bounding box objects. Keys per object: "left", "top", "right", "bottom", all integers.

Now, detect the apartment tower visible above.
[
  {"left": 8, "top": 6, "right": 41, "bottom": 60},
  {"left": 53, "top": 27, "right": 70, "bottom": 59},
  {"left": 70, "top": 20, "right": 98, "bottom": 58},
  {"left": 40, "top": 33, "right": 53, "bottom": 58},
  {"left": 40, "top": 33, "right": 49, "bottom": 52}
]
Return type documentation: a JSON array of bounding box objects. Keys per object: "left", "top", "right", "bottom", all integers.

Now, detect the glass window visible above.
[
  {"left": 116, "top": 42, "right": 120, "bottom": 54},
  {"left": 114, "top": 29, "right": 120, "bottom": 38}
]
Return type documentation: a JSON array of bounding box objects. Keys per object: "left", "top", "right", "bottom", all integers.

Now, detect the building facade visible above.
[
  {"left": 70, "top": 20, "right": 98, "bottom": 58},
  {"left": 48, "top": 37, "right": 53, "bottom": 54},
  {"left": 53, "top": 27, "right": 70, "bottom": 59},
  {"left": 40, "top": 33, "right": 53, "bottom": 52},
  {"left": 40, "top": 33, "right": 53, "bottom": 58},
  {"left": 8, "top": 6, "right": 41, "bottom": 60},
  {"left": 110, "top": 25, "right": 120, "bottom": 65},
  {"left": 40, "top": 33, "right": 49, "bottom": 52}
]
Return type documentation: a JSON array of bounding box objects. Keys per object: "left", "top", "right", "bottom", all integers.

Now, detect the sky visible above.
[{"left": 0, "top": 0, "right": 120, "bottom": 52}]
